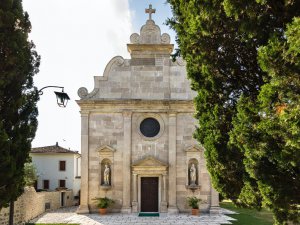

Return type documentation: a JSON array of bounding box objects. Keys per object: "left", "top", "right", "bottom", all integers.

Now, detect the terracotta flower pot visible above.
[
  {"left": 191, "top": 208, "right": 199, "bottom": 216},
  {"left": 99, "top": 208, "right": 107, "bottom": 215}
]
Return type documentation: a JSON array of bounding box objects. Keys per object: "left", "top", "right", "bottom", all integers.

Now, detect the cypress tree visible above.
[
  {"left": 167, "top": 0, "right": 300, "bottom": 224},
  {"left": 0, "top": 0, "right": 40, "bottom": 210}
]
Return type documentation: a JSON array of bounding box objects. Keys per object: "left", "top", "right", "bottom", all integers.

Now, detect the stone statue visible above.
[
  {"left": 190, "top": 163, "right": 196, "bottom": 185},
  {"left": 103, "top": 164, "right": 110, "bottom": 185}
]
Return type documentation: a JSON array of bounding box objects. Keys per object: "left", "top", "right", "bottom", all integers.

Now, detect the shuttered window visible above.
[
  {"left": 43, "top": 180, "right": 49, "bottom": 189},
  {"left": 59, "top": 161, "right": 66, "bottom": 171},
  {"left": 59, "top": 180, "right": 66, "bottom": 188}
]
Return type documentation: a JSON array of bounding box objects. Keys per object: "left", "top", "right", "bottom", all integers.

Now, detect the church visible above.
[{"left": 76, "top": 5, "right": 219, "bottom": 214}]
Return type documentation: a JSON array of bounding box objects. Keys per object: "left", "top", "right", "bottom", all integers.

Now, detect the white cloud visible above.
[{"left": 23, "top": 0, "right": 132, "bottom": 151}]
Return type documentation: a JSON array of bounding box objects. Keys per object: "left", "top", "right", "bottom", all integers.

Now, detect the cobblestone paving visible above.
[{"left": 29, "top": 207, "right": 236, "bottom": 225}]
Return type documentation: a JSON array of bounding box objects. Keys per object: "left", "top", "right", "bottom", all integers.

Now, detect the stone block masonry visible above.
[
  {"left": 0, "top": 187, "right": 73, "bottom": 225},
  {"left": 77, "top": 4, "right": 219, "bottom": 214}
]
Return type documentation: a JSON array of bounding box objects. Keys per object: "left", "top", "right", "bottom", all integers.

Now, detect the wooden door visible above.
[{"left": 141, "top": 177, "right": 159, "bottom": 212}]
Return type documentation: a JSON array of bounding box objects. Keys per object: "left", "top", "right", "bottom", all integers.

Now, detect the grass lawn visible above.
[{"left": 221, "top": 201, "right": 274, "bottom": 225}]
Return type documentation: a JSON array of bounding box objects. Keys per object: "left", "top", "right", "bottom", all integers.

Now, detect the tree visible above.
[
  {"left": 231, "top": 17, "right": 300, "bottom": 224},
  {"left": 24, "top": 162, "right": 37, "bottom": 186},
  {"left": 167, "top": 0, "right": 300, "bottom": 224},
  {"left": 0, "top": 0, "right": 40, "bottom": 211}
]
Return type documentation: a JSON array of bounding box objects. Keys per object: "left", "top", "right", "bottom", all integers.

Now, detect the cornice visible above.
[
  {"left": 76, "top": 99, "right": 195, "bottom": 113},
  {"left": 127, "top": 44, "right": 174, "bottom": 54}
]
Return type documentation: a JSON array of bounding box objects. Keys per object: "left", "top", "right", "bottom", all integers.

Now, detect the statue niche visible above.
[
  {"left": 101, "top": 159, "right": 111, "bottom": 186},
  {"left": 188, "top": 159, "right": 199, "bottom": 187}
]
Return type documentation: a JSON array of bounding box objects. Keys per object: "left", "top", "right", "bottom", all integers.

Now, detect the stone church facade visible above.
[{"left": 76, "top": 6, "right": 219, "bottom": 214}]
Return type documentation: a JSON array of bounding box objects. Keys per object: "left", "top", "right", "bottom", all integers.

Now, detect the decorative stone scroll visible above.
[
  {"left": 78, "top": 56, "right": 127, "bottom": 100},
  {"left": 78, "top": 87, "right": 99, "bottom": 99},
  {"left": 129, "top": 20, "right": 171, "bottom": 45},
  {"left": 161, "top": 33, "right": 170, "bottom": 44},
  {"left": 130, "top": 33, "right": 140, "bottom": 44}
]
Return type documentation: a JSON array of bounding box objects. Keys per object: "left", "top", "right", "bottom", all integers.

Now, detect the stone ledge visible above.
[
  {"left": 168, "top": 206, "right": 179, "bottom": 214},
  {"left": 76, "top": 205, "right": 90, "bottom": 214},
  {"left": 210, "top": 206, "right": 221, "bottom": 214}
]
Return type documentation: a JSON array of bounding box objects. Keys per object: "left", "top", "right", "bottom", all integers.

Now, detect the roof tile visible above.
[{"left": 31, "top": 144, "right": 79, "bottom": 154}]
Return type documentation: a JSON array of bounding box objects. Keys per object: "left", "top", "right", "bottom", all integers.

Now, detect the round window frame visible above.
[{"left": 137, "top": 114, "right": 165, "bottom": 141}]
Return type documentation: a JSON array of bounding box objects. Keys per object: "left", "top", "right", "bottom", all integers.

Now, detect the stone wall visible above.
[
  {"left": 92, "top": 57, "right": 197, "bottom": 100},
  {"left": 0, "top": 187, "right": 73, "bottom": 225},
  {"left": 88, "top": 113, "right": 124, "bottom": 212},
  {"left": 176, "top": 113, "right": 211, "bottom": 212},
  {"left": 131, "top": 113, "right": 169, "bottom": 163},
  {"left": 86, "top": 110, "right": 213, "bottom": 213}
]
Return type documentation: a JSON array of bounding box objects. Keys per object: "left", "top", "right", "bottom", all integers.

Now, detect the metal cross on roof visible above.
[{"left": 145, "top": 4, "right": 156, "bottom": 20}]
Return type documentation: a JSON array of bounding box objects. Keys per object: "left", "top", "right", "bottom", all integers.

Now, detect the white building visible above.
[{"left": 30, "top": 142, "right": 81, "bottom": 199}]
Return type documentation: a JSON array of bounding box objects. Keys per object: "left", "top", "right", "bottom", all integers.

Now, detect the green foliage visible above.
[
  {"left": 167, "top": 0, "right": 300, "bottom": 224},
  {"left": 24, "top": 162, "right": 37, "bottom": 186},
  {"left": 93, "top": 197, "right": 115, "bottom": 209},
  {"left": 187, "top": 196, "right": 202, "bottom": 209},
  {"left": 0, "top": 0, "right": 40, "bottom": 209},
  {"left": 232, "top": 17, "right": 300, "bottom": 224}
]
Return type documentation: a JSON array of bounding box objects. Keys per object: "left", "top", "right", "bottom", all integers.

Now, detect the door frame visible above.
[
  {"left": 60, "top": 192, "right": 65, "bottom": 207},
  {"left": 138, "top": 175, "right": 161, "bottom": 212}
]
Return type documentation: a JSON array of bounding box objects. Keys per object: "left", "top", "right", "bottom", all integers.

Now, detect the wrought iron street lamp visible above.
[{"left": 38, "top": 86, "right": 70, "bottom": 107}]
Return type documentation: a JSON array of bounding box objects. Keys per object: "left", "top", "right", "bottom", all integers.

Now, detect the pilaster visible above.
[
  {"left": 210, "top": 186, "right": 220, "bottom": 214},
  {"left": 132, "top": 173, "right": 138, "bottom": 212},
  {"left": 77, "top": 112, "right": 90, "bottom": 214},
  {"left": 121, "top": 111, "right": 132, "bottom": 213},
  {"left": 160, "top": 173, "right": 168, "bottom": 212},
  {"left": 168, "top": 113, "right": 179, "bottom": 214}
]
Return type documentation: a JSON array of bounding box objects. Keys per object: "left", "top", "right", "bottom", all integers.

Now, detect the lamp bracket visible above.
[{"left": 38, "top": 86, "right": 64, "bottom": 95}]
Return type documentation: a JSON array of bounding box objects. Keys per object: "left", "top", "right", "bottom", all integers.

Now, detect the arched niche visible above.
[
  {"left": 100, "top": 158, "right": 112, "bottom": 186},
  {"left": 185, "top": 145, "right": 203, "bottom": 189},
  {"left": 188, "top": 158, "right": 199, "bottom": 186},
  {"left": 97, "top": 145, "right": 116, "bottom": 188}
]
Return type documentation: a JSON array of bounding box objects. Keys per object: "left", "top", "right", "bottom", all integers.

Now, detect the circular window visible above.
[{"left": 140, "top": 118, "right": 160, "bottom": 138}]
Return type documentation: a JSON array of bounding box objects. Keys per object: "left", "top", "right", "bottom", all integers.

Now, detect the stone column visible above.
[
  {"left": 77, "top": 112, "right": 90, "bottom": 214},
  {"left": 160, "top": 173, "right": 167, "bottom": 212},
  {"left": 132, "top": 173, "right": 138, "bottom": 212},
  {"left": 168, "top": 113, "right": 179, "bottom": 213},
  {"left": 121, "top": 111, "right": 132, "bottom": 213},
  {"left": 210, "top": 186, "right": 220, "bottom": 214},
  {"left": 163, "top": 174, "right": 167, "bottom": 202}
]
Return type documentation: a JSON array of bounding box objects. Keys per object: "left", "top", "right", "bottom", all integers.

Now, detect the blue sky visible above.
[
  {"left": 22, "top": 0, "right": 176, "bottom": 151},
  {"left": 129, "top": 0, "right": 176, "bottom": 37}
]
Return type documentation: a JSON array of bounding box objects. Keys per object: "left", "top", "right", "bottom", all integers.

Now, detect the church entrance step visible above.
[{"left": 138, "top": 212, "right": 160, "bottom": 217}]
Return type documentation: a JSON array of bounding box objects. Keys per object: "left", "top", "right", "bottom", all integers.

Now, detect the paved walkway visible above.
[{"left": 29, "top": 207, "right": 237, "bottom": 225}]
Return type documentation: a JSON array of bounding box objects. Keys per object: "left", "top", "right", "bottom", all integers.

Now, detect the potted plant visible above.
[
  {"left": 187, "top": 196, "right": 202, "bottom": 216},
  {"left": 93, "top": 197, "right": 115, "bottom": 214}
]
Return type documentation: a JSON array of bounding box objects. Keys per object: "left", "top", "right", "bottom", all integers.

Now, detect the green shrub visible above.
[
  {"left": 187, "top": 196, "right": 202, "bottom": 209},
  {"left": 93, "top": 197, "right": 114, "bottom": 208}
]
